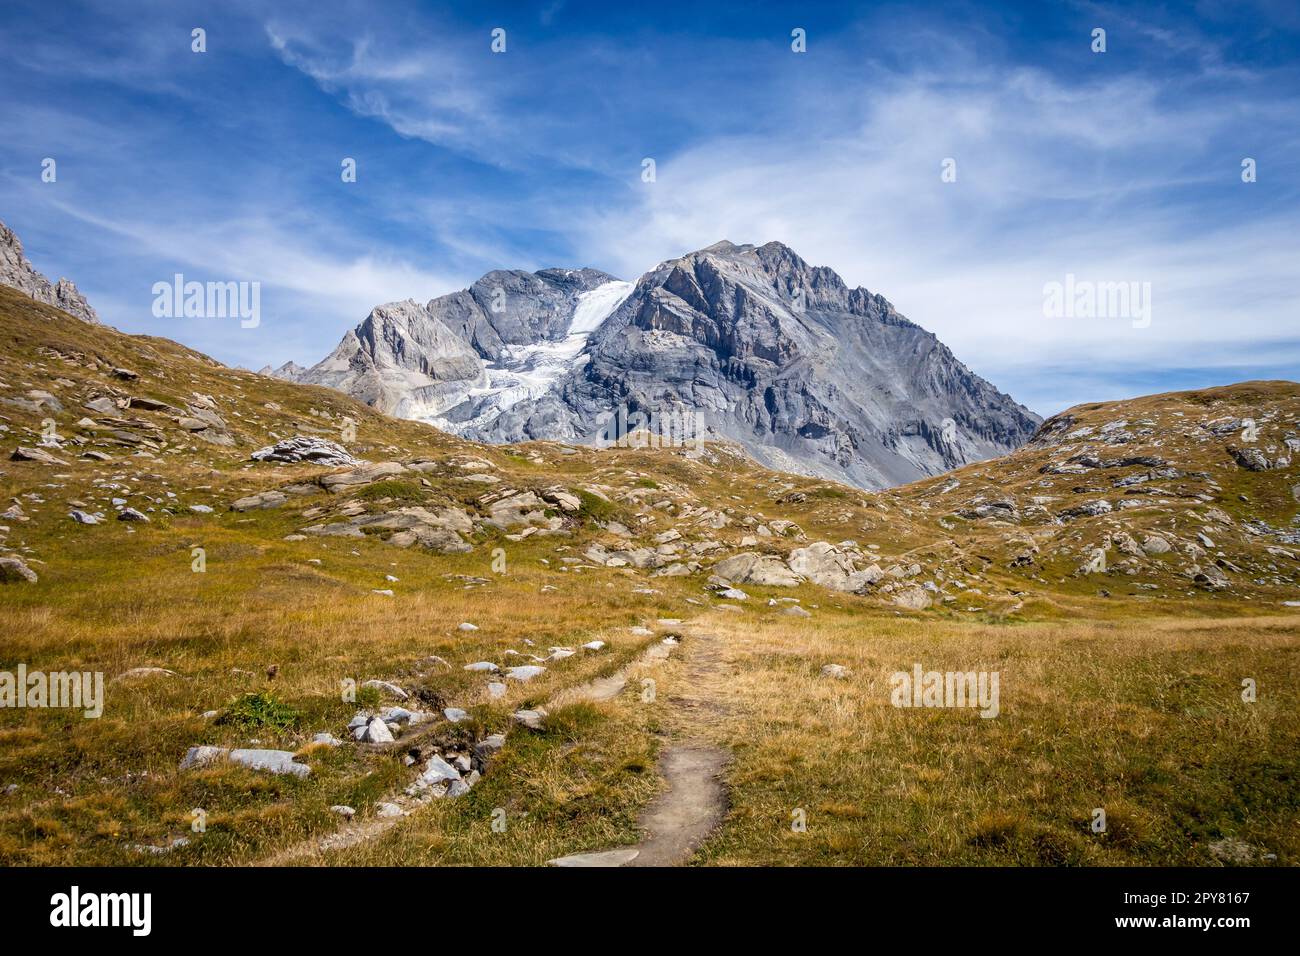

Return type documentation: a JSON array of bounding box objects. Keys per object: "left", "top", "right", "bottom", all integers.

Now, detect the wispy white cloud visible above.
[{"left": 554, "top": 64, "right": 1300, "bottom": 415}]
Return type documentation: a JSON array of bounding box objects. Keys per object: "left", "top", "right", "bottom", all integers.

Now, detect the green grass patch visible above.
[{"left": 216, "top": 692, "right": 301, "bottom": 733}]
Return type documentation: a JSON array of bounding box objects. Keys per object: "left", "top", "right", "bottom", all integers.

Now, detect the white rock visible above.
[
  {"left": 229, "top": 748, "right": 311, "bottom": 777},
  {"left": 362, "top": 679, "right": 408, "bottom": 700},
  {"left": 547, "top": 848, "right": 640, "bottom": 867},
  {"left": 513, "top": 709, "right": 546, "bottom": 729},
  {"left": 505, "top": 665, "right": 546, "bottom": 682},
  {"left": 475, "top": 734, "right": 507, "bottom": 761},
  {"left": 421, "top": 755, "right": 462, "bottom": 786},
  {"left": 179, "top": 745, "right": 229, "bottom": 770},
  {"left": 363, "top": 717, "right": 394, "bottom": 743}
]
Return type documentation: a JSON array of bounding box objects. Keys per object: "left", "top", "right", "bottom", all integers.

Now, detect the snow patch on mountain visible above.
[{"left": 422, "top": 279, "right": 634, "bottom": 435}]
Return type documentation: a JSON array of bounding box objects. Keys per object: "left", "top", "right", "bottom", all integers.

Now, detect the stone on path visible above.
[{"left": 547, "top": 848, "right": 641, "bottom": 867}]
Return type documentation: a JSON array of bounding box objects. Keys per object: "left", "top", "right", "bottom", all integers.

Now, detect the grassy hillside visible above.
[{"left": 0, "top": 286, "right": 1296, "bottom": 866}]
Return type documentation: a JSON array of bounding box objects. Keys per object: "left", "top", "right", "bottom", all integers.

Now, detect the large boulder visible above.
[
  {"left": 892, "top": 587, "right": 932, "bottom": 610},
  {"left": 0, "top": 556, "right": 38, "bottom": 583},
  {"left": 712, "top": 552, "right": 802, "bottom": 587},
  {"left": 320, "top": 461, "right": 407, "bottom": 492},
  {"left": 251, "top": 436, "right": 359, "bottom": 467},
  {"left": 482, "top": 491, "right": 553, "bottom": 530},
  {"left": 230, "top": 490, "right": 288, "bottom": 511},
  {"left": 787, "top": 542, "right": 880, "bottom": 592},
  {"left": 10, "top": 445, "right": 67, "bottom": 465},
  {"left": 228, "top": 748, "right": 312, "bottom": 777}
]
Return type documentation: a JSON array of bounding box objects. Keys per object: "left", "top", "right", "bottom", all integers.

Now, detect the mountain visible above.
[
  {"left": 0, "top": 218, "right": 98, "bottom": 323},
  {"left": 257, "top": 360, "right": 307, "bottom": 381},
  {"left": 294, "top": 267, "right": 622, "bottom": 423},
  {"left": 296, "top": 241, "right": 1039, "bottom": 489}
]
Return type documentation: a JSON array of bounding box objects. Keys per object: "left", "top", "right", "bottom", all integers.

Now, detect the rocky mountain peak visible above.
[
  {"left": 291, "top": 239, "right": 1039, "bottom": 490},
  {"left": 0, "top": 218, "right": 99, "bottom": 323}
]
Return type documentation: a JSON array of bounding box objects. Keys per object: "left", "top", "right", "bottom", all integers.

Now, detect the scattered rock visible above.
[
  {"left": 361, "top": 679, "right": 408, "bottom": 700},
  {"left": 251, "top": 436, "right": 359, "bottom": 467},
  {"left": 179, "top": 745, "right": 229, "bottom": 770},
  {"left": 0, "top": 556, "right": 38, "bottom": 583},
  {"left": 230, "top": 490, "right": 288, "bottom": 512},
  {"left": 1208, "top": 837, "right": 1264, "bottom": 865},
  {"left": 712, "top": 552, "right": 801, "bottom": 587},
  {"left": 362, "top": 717, "right": 394, "bottom": 743},
  {"left": 892, "top": 587, "right": 932, "bottom": 610},
  {"left": 505, "top": 665, "right": 546, "bottom": 682},
  {"left": 113, "top": 667, "right": 178, "bottom": 682},
  {"left": 513, "top": 709, "right": 546, "bottom": 730},
  {"left": 228, "top": 748, "right": 311, "bottom": 777},
  {"left": 321, "top": 461, "right": 407, "bottom": 492},
  {"left": 547, "top": 848, "right": 641, "bottom": 867},
  {"left": 11, "top": 446, "right": 67, "bottom": 465}
]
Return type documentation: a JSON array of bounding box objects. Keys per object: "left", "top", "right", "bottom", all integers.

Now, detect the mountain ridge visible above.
[
  {"left": 0, "top": 217, "right": 99, "bottom": 324},
  {"left": 292, "top": 239, "right": 1040, "bottom": 490}
]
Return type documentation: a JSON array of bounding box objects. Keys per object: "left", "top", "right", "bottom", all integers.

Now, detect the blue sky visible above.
[{"left": 1, "top": 0, "right": 1298, "bottom": 416}]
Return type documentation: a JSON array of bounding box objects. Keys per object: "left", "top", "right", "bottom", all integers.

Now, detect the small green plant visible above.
[
  {"left": 576, "top": 489, "right": 617, "bottom": 521},
  {"left": 354, "top": 684, "right": 382, "bottom": 711},
  {"left": 216, "top": 691, "right": 300, "bottom": 732},
  {"left": 353, "top": 479, "right": 424, "bottom": 502}
]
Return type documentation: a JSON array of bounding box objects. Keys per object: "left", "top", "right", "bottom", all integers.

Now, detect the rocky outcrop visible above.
[
  {"left": 473, "top": 241, "right": 1040, "bottom": 489},
  {"left": 0, "top": 219, "right": 98, "bottom": 323},
  {"left": 251, "top": 436, "right": 359, "bottom": 467}
]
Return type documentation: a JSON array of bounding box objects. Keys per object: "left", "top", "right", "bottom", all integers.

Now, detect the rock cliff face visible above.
[
  {"left": 296, "top": 268, "right": 621, "bottom": 423},
  {"left": 0, "top": 218, "right": 99, "bottom": 323},
  {"left": 299, "top": 241, "right": 1040, "bottom": 489}
]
